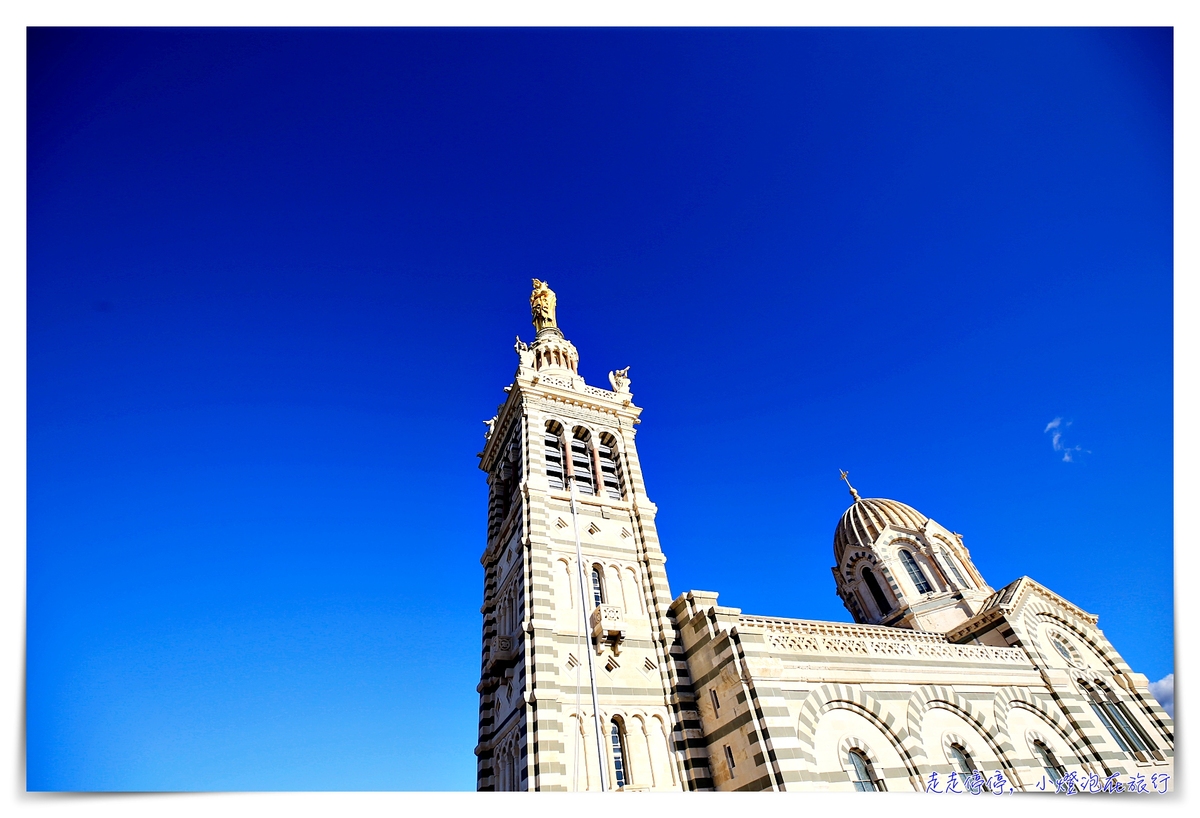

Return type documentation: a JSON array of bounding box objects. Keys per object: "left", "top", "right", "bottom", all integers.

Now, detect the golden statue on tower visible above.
[{"left": 530, "top": 279, "right": 557, "bottom": 331}]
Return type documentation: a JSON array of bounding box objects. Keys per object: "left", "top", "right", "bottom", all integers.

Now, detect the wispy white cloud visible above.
[
  {"left": 1149, "top": 673, "right": 1174, "bottom": 718},
  {"left": 1045, "top": 417, "right": 1089, "bottom": 462}
]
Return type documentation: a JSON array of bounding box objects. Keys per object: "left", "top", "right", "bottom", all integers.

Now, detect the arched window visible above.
[
  {"left": 610, "top": 718, "right": 630, "bottom": 789},
  {"left": 939, "top": 550, "right": 969, "bottom": 588},
  {"left": 847, "top": 749, "right": 883, "bottom": 791},
  {"left": 597, "top": 436, "right": 624, "bottom": 500},
  {"left": 1032, "top": 740, "right": 1065, "bottom": 783},
  {"left": 947, "top": 743, "right": 988, "bottom": 792},
  {"left": 899, "top": 549, "right": 933, "bottom": 594},
  {"left": 1081, "top": 682, "right": 1133, "bottom": 754},
  {"left": 497, "top": 745, "right": 513, "bottom": 791},
  {"left": 1080, "top": 681, "right": 1155, "bottom": 757},
  {"left": 570, "top": 429, "right": 596, "bottom": 495},
  {"left": 591, "top": 565, "right": 605, "bottom": 607},
  {"left": 1096, "top": 683, "right": 1156, "bottom": 754},
  {"left": 862, "top": 568, "right": 892, "bottom": 615},
  {"left": 544, "top": 426, "right": 565, "bottom": 490}
]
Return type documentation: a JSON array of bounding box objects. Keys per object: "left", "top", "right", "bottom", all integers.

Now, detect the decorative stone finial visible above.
[
  {"left": 839, "top": 469, "right": 861, "bottom": 502},
  {"left": 530, "top": 279, "right": 557, "bottom": 331}
]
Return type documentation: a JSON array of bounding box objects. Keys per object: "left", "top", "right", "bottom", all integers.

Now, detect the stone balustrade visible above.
[
  {"left": 738, "top": 615, "right": 1027, "bottom": 665},
  {"left": 580, "top": 384, "right": 621, "bottom": 400},
  {"left": 532, "top": 374, "right": 622, "bottom": 401}
]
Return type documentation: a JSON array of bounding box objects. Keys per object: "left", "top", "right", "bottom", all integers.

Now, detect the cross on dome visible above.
[{"left": 839, "top": 469, "right": 862, "bottom": 502}]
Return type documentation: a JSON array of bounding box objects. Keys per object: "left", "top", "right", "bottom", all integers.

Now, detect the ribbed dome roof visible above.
[{"left": 834, "top": 497, "right": 928, "bottom": 563}]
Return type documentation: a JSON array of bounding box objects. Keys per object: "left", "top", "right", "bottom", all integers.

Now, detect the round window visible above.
[{"left": 1047, "top": 631, "right": 1084, "bottom": 668}]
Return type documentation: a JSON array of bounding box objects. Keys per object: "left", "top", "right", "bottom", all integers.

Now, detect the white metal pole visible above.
[{"left": 570, "top": 473, "right": 609, "bottom": 792}]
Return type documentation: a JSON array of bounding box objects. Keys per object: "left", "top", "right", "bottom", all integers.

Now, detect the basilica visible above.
[{"left": 475, "top": 282, "right": 1174, "bottom": 792}]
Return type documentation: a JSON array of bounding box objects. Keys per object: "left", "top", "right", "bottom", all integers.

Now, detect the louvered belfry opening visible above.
[
  {"left": 570, "top": 428, "right": 596, "bottom": 495},
  {"left": 597, "top": 434, "right": 624, "bottom": 499},
  {"left": 544, "top": 422, "right": 566, "bottom": 490},
  {"left": 491, "top": 426, "right": 522, "bottom": 525}
]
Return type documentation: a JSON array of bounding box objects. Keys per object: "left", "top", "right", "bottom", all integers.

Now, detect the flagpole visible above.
[{"left": 570, "top": 473, "right": 609, "bottom": 792}]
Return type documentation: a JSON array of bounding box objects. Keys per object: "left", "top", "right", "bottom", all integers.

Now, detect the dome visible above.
[{"left": 833, "top": 497, "right": 928, "bottom": 564}]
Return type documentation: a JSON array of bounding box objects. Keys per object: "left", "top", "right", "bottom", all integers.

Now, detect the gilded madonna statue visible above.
[{"left": 530, "top": 279, "right": 557, "bottom": 331}]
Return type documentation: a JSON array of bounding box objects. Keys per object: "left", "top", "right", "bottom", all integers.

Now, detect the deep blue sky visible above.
[{"left": 27, "top": 28, "right": 1173, "bottom": 791}]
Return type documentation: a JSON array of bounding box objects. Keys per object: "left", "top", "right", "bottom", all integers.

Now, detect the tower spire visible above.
[{"left": 839, "top": 469, "right": 861, "bottom": 502}]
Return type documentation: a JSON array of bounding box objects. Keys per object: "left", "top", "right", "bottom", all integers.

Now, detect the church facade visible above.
[{"left": 475, "top": 282, "right": 1174, "bottom": 792}]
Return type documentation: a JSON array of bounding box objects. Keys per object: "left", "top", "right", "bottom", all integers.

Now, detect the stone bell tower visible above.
[{"left": 475, "top": 280, "right": 710, "bottom": 792}]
